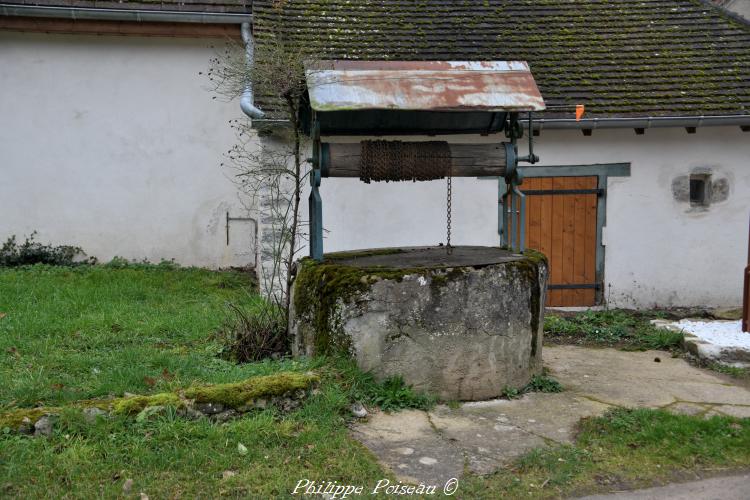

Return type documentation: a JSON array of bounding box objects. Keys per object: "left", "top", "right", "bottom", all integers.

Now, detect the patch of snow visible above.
[{"left": 675, "top": 320, "right": 750, "bottom": 348}]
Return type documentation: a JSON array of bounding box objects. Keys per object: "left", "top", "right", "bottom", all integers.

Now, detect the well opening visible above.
[{"left": 326, "top": 246, "right": 524, "bottom": 269}]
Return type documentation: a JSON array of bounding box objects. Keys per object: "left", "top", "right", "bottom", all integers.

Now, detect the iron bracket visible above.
[{"left": 225, "top": 211, "right": 257, "bottom": 246}]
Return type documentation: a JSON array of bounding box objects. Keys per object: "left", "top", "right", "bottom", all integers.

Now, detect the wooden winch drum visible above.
[{"left": 320, "top": 142, "right": 509, "bottom": 179}]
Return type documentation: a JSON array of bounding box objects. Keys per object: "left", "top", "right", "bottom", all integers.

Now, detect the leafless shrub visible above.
[{"left": 218, "top": 302, "right": 288, "bottom": 362}]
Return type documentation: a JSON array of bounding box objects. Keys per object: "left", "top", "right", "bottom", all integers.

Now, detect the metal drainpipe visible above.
[{"left": 240, "top": 22, "right": 264, "bottom": 120}]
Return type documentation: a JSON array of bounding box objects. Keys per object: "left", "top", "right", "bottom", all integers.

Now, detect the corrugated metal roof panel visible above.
[{"left": 305, "top": 60, "right": 546, "bottom": 113}]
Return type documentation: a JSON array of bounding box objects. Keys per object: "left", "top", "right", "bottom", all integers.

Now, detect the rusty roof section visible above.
[{"left": 305, "top": 60, "right": 546, "bottom": 113}]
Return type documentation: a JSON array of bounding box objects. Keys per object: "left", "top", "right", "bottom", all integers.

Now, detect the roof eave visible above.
[
  {"left": 252, "top": 114, "right": 750, "bottom": 132},
  {"left": 537, "top": 114, "right": 750, "bottom": 130},
  {"left": 0, "top": 3, "right": 252, "bottom": 24}
]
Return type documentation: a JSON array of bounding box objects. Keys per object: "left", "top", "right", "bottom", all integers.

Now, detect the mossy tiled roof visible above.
[{"left": 253, "top": 0, "right": 750, "bottom": 119}]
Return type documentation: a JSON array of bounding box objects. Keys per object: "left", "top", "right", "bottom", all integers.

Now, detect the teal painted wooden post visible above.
[
  {"left": 509, "top": 188, "right": 517, "bottom": 250},
  {"left": 309, "top": 121, "right": 324, "bottom": 261},
  {"left": 502, "top": 184, "right": 526, "bottom": 253},
  {"left": 513, "top": 184, "right": 527, "bottom": 253},
  {"left": 309, "top": 168, "right": 323, "bottom": 261},
  {"left": 498, "top": 179, "right": 505, "bottom": 245}
]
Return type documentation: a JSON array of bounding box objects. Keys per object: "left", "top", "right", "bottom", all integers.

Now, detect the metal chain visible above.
[{"left": 446, "top": 162, "right": 453, "bottom": 255}]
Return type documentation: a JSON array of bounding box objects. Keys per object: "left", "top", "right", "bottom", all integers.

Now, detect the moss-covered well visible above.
[
  {"left": 292, "top": 247, "right": 549, "bottom": 356},
  {"left": 291, "top": 247, "right": 549, "bottom": 401}
]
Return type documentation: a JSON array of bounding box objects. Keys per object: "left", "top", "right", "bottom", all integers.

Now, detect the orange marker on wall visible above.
[{"left": 576, "top": 104, "right": 585, "bottom": 121}]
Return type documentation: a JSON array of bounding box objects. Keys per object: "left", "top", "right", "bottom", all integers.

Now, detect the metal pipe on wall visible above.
[{"left": 239, "top": 22, "right": 264, "bottom": 120}]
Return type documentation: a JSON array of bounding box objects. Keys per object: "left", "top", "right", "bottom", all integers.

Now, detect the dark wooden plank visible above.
[
  {"left": 539, "top": 177, "right": 553, "bottom": 306},
  {"left": 550, "top": 177, "right": 565, "bottom": 306},
  {"left": 525, "top": 178, "right": 542, "bottom": 252},
  {"left": 561, "top": 177, "right": 577, "bottom": 306},
  {"left": 573, "top": 177, "right": 587, "bottom": 305}
]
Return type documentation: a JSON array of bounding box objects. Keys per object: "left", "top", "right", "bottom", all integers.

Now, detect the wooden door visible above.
[{"left": 521, "top": 176, "right": 599, "bottom": 307}]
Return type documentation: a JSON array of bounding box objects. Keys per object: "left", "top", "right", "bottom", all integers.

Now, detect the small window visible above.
[{"left": 689, "top": 174, "right": 711, "bottom": 207}]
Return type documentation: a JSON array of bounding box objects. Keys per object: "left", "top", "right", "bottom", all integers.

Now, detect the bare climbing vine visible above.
[{"left": 207, "top": 25, "right": 312, "bottom": 336}]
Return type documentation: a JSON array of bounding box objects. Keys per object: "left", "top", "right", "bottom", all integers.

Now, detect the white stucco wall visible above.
[
  {"left": 317, "top": 127, "right": 750, "bottom": 308},
  {"left": 719, "top": 0, "right": 750, "bottom": 20},
  {"left": 0, "top": 31, "right": 256, "bottom": 268},
  {"left": 2, "top": 31, "right": 748, "bottom": 307}
]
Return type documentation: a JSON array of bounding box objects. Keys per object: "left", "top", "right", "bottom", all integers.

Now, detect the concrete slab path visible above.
[{"left": 351, "top": 346, "right": 750, "bottom": 488}]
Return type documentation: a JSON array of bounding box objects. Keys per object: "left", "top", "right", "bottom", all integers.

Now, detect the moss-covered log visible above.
[{"left": 0, "top": 371, "right": 319, "bottom": 434}]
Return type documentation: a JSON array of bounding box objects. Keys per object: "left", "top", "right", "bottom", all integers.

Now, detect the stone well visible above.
[{"left": 289, "top": 246, "right": 548, "bottom": 401}]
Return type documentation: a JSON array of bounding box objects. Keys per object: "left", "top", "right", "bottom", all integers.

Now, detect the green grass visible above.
[
  {"left": 0, "top": 380, "right": 386, "bottom": 498},
  {"left": 354, "top": 374, "right": 435, "bottom": 412},
  {"left": 708, "top": 362, "right": 750, "bottom": 380},
  {"left": 461, "top": 407, "right": 750, "bottom": 499},
  {"left": 0, "top": 263, "right": 275, "bottom": 407},
  {"left": 544, "top": 309, "right": 684, "bottom": 350},
  {"left": 502, "top": 374, "right": 563, "bottom": 400},
  {"left": 525, "top": 374, "right": 563, "bottom": 394},
  {"left": 0, "top": 264, "right": 432, "bottom": 497},
  {"left": 2, "top": 265, "right": 748, "bottom": 498}
]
